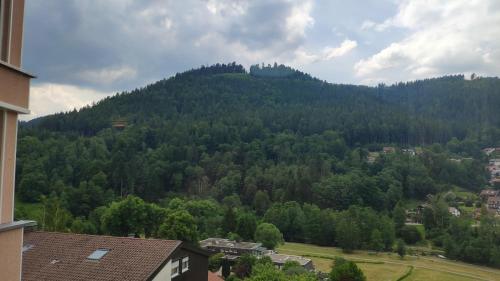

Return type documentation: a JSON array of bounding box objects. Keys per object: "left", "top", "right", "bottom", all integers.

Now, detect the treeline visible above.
[
  {"left": 15, "top": 193, "right": 393, "bottom": 254},
  {"left": 15, "top": 127, "right": 487, "bottom": 208},
  {"left": 249, "top": 63, "right": 316, "bottom": 80},
  {"left": 176, "top": 62, "right": 246, "bottom": 78}
]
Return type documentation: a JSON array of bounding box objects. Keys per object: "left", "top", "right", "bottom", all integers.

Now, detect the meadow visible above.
[{"left": 277, "top": 242, "right": 500, "bottom": 281}]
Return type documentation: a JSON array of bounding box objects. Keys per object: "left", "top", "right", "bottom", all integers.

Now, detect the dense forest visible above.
[{"left": 15, "top": 63, "right": 500, "bottom": 269}]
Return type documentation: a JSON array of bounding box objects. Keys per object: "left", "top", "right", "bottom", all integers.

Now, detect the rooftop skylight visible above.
[{"left": 87, "top": 249, "right": 109, "bottom": 260}]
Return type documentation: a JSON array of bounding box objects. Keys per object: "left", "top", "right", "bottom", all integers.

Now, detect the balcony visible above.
[{"left": 0, "top": 60, "right": 34, "bottom": 114}]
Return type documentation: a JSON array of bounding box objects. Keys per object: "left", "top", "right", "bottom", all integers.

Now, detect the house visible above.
[
  {"left": 200, "top": 238, "right": 314, "bottom": 271},
  {"left": 487, "top": 196, "right": 500, "bottom": 212},
  {"left": 448, "top": 207, "right": 461, "bottom": 217},
  {"left": 483, "top": 148, "right": 500, "bottom": 156},
  {"left": 383, "top": 147, "right": 396, "bottom": 154},
  {"left": 482, "top": 148, "right": 500, "bottom": 156},
  {"left": 265, "top": 253, "right": 314, "bottom": 271},
  {"left": 483, "top": 148, "right": 495, "bottom": 156},
  {"left": 489, "top": 159, "right": 500, "bottom": 166},
  {"left": 491, "top": 178, "right": 500, "bottom": 186},
  {"left": 22, "top": 231, "right": 210, "bottom": 281},
  {"left": 402, "top": 148, "right": 416, "bottom": 156},
  {"left": 480, "top": 189, "right": 500, "bottom": 201},
  {"left": 200, "top": 238, "right": 267, "bottom": 257},
  {"left": 0, "top": 1, "right": 35, "bottom": 280}
]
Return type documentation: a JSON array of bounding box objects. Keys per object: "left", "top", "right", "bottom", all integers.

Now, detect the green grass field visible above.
[
  {"left": 14, "top": 198, "right": 43, "bottom": 222},
  {"left": 277, "top": 242, "right": 500, "bottom": 281}
]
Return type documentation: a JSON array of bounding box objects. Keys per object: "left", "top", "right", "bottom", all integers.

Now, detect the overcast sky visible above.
[{"left": 22, "top": 0, "right": 500, "bottom": 120}]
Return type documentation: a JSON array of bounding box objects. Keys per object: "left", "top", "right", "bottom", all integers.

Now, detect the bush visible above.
[
  {"left": 399, "top": 225, "right": 423, "bottom": 244},
  {"left": 254, "top": 223, "right": 284, "bottom": 249},
  {"left": 208, "top": 253, "right": 224, "bottom": 272},
  {"left": 330, "top": 260, "right": 366, "bottom": 281}
]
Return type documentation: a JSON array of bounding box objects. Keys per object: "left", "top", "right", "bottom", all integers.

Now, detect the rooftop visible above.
[
  {"left": 200, "top": 238, "right": 262, "bottom": 250},
  {"left": 265, "top": 253, "right": 312, "bottom": 266},
  {"left": 22, "top": 231, "right": 182, "bottom": 281}
]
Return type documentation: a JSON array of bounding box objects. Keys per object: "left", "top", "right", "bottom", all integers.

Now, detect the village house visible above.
[
  {"left": 480, "top": 189, "right": 500, "bottom": 201},
  {"left": 479, "top": 189, "right": 500, "bottom": 215},
  {"left": 487, "top": 196, "right": 500, "bottom": 214},
  {"left": 383, "top": 146, "right": 396, "bottom": 154},
  {"left": 266, "top": 253, "right": 314, "bottom": 271},
  {"left": 200, "top": 238, "right": 267, "bottom": 258},
  {"left": 22, "top": 231, "right": 210, "bottom": 281},
  {"left": 483, "top": 148, "right": 500, "bottom": 156},
  {"left": 402, "top": 148, "right": 416, "bottom": 156},
  {"left": 448, "top": 207, "right": 461, "bottom": 217},
  {"left": 200, "top": 238, "right": 314, "bottom": 271}
]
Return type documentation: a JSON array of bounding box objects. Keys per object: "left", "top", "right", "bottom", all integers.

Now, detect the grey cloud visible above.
[{"left": 24, "top": 0, "right": 318, "bottom": 93}]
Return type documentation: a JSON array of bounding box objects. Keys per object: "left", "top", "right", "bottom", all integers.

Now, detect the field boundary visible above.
[
  {"left": 301, "top": 253, "right": 385, "bottom": 264},
  {"left": 396, "top": 266, "right": 414, "bottom": 281}
]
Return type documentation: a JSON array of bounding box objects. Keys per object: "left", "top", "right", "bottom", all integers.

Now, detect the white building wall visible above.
[{"left": 152, "top": 259, "right": 172, "bottom": 281}]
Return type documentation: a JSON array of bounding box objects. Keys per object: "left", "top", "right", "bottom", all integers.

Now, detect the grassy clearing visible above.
[
  {"left": 277, "top": 242, "right": 500, "bottom": 281},
  {"left": 14, "top": 198, "right": 43, "bottom": 222}
]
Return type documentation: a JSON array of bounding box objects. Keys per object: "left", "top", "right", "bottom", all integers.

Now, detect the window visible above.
[
  {"left": 171, "top": 260, "right": 180, "bottom": 278},
  {"left": 181, "top": 257, "right": 189, "bottom": 273},
  {"left": 87, "top": 249, "right": 110, "bottom": 260}
]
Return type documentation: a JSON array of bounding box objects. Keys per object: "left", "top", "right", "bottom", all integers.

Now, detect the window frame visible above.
[
  {"left": 181, "top": 257, "right": 189, "bottom": 273},
  {"left": 171, "top": 260, "right": 180, "bottom": 278}
]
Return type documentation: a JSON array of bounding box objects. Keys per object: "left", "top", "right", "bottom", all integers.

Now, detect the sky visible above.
[{"left": 22, "top": 0, "right": 500, "bottom": 120}]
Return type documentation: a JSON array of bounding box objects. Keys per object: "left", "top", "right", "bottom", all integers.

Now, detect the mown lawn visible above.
[{"left": 277, "top": 242, "right": 500, "bottom": 281}]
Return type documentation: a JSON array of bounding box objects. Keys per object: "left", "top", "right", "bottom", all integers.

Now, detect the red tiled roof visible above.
[
  {"left": 22, "top": 231, "right": 182, "bottom": 281},
  {"left": 208, "top": 271, "right": 224, "bottom": 281}
]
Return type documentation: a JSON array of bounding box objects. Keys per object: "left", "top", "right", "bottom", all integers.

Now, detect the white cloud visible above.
[
  {"left": 324, "top": 40, "right": 358, "bottom": 60},
  {"left": 361, "top": 20, "right": 376, "bottom": 30},
  {"left": 79, "top": 66, "right": 137, "bottom": 85},
  {"left": 290, "top": 39, "right": 358, "bottom": 66},
  {"left": 285, "top": 0, "right": 315, "bottom": 42},
  {"left": 23, "top": 83, "right": 112, "bottom": 121},
  {"left": 355, "top": 0, "right": 500, "bottom": 83}
]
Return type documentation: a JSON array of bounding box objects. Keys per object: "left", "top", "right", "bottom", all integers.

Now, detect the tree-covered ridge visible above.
[
  {"left": 249, "top": 63, "right": 317, "bottom": 81},
  {"left": 26, "top": 65, "right": 500, "bottom": 146}
]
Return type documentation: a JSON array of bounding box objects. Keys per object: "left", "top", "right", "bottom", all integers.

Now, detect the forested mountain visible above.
[
  {"left": 27, "top": 65, "right": 500, "bottom": 145},
  {"left": 16, "top": 63, "right": 500, "bottom": 268}
]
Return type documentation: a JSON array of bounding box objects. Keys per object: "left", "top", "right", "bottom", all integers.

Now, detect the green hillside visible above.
[{"left": 16, "top": 63, "right": 500, "bottom": 269}]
